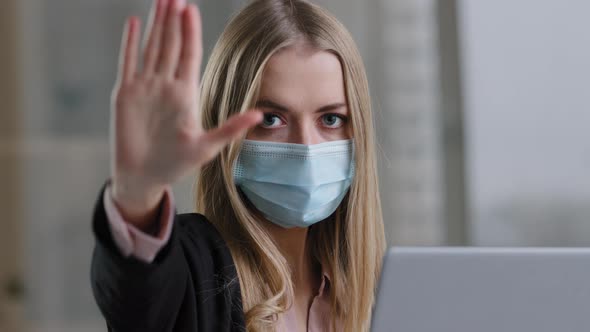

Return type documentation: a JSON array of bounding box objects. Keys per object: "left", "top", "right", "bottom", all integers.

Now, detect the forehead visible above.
[{"left": 258, "top": 44, "right": 346, "bottom": 106}]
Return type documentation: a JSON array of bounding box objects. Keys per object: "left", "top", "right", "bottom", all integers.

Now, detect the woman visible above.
[{"left": 90, "top": 0, "right": 385, "bottom": 331}]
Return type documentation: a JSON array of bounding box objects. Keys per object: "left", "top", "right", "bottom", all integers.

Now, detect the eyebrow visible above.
[{"left": 255, "top": 98, "right": 347, "bottom": 113}]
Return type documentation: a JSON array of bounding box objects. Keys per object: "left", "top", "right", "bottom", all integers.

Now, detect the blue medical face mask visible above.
[{"left": 233, "top": 139, "right": 355, "bottom": 228}]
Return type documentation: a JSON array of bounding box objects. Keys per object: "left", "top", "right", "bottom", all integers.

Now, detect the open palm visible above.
[{"left": 110, "top": 0, "right": 261, "bottom": 212}]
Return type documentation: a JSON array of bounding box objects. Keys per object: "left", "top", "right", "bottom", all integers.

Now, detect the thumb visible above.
[{"left": 197, "top": 110, "right": 263, "bottom": 159}]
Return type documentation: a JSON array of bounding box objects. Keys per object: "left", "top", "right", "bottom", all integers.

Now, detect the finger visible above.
[
  {"left": 117, "top": 16, "right": 140, "bottom": 84},
  {"left": 199, "top": 111, "right": 263, "bottom": 156},
  {"left": 141, "top": 0, "right": 168, "bottom": 75},
  {"left": 157, "top": 0, "right": 185, "bottom": 77},
  {"left": 177, "top": 4, "right": 203, "bottom": 82}
]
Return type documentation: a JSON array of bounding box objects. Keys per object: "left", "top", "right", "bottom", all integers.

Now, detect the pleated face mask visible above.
[{"left": 233, "top": 139, "right": 355, "bottom": 228}]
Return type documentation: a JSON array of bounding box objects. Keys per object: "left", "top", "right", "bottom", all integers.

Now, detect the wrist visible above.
[{"left": 110, "top": 179, "right": 169, "bottom": 218}]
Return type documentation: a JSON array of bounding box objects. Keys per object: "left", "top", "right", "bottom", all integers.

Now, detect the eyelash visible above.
[{"left": 260, "top": 113, "right": 348, "bottom": 129}]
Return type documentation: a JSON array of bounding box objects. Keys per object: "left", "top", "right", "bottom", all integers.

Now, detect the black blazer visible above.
[{"left": 90, "top": 182, "right": 246, "bottom": 331}]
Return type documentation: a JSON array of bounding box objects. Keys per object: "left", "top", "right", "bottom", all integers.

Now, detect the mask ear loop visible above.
[
  {"left": 350, "top": 141, "right": 356, "bottom": 178},
  {"left": 224, "top": 136, "right": 246, "bottom": 190}
]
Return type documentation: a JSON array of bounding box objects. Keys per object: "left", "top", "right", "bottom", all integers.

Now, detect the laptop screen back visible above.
[{"left": 371, "top": 247, "right": 590, "bottom": 332}]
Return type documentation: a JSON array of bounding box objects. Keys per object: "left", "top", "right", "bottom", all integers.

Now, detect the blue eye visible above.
[
  {"left": 321, "top": 114, "right": 346, "bottom": 128},
  {"left": 261, "top": 113, "right": 284, "bottom": 128}
]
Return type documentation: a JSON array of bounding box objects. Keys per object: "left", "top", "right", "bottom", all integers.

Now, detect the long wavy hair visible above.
[{"left": 195, "top": 0, "right": 385, "bottom": 330}]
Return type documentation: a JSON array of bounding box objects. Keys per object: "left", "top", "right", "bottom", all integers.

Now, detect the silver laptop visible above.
[{"left": 371, "top": 247, "right": 590, "bottom": 332}]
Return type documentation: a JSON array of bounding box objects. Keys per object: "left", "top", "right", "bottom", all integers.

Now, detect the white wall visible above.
[{"left": 459, "top": 0, "right": 590, "bottom": 245}]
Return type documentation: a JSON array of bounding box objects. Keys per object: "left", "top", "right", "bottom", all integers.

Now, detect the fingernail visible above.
[
  {"left": 128, "top": 16, "right": 137, "bottom": 28},
  {"left": 176, "top": 0, "right": 186, "bottom": 9}
]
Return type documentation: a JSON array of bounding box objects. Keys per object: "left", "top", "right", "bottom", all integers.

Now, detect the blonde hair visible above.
[{"left": 195, "top": 0, "right": 385, "bottom": 330}]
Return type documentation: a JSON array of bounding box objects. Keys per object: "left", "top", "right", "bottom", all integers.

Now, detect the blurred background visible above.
[{"left": 0, "top": 0, "right": 588, "bottom": 330}]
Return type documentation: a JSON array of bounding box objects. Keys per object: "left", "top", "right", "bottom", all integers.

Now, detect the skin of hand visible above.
[{"left": 109, "top": 0, "right": 262, "bottom": 227}]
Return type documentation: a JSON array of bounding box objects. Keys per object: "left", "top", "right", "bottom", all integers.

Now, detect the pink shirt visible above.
[{"left": 103, "top": 183, "right": 340, "bottom": 331}]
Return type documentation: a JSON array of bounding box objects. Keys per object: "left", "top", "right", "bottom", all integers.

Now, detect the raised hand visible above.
[{"left": 109, "top": 0, "right": 262, "bottom": 227}]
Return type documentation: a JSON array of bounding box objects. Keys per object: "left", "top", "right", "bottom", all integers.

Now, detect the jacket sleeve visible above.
[
  {"left": 90, "top": 180, "right": 189, "bottom": 332},
  {"left": 103, "top": 181, "right": 175, "bottom": 263}
]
